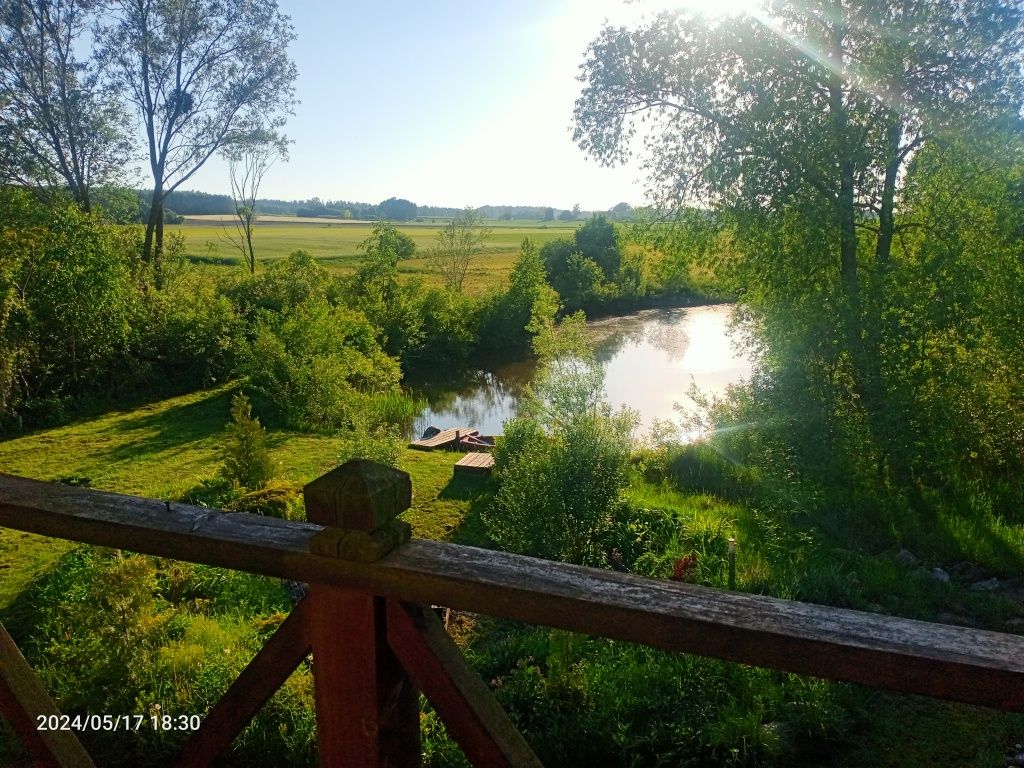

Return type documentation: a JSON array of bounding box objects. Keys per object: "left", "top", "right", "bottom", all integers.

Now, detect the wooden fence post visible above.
[{"left": 303, "top": 460, "right": 419, "bottom": 768}]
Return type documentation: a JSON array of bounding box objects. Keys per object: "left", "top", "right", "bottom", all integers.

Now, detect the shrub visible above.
[
  {"left": 479, "top": 238, "right": 558, "bottom": 357},
  {"left": 133, "top": 279, "right": 239, "bottom": 389},
  {"left": 237, "top": 298, "right": 403, "bottom": 432},
  {"left": 485, "top": 354, "right": 637, "bottom": 566},
  {"left": 221, "top": 392, "right": 275, "bottom": 490},
  {"left": 0, "top": 189, "right": 139, "bottom": 425},
  {"left": 224, "top": 249, "right": 330, "bottom": 322}
]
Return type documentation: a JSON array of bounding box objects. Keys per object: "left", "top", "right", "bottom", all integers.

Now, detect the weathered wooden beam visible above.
[
  {"left": 1, "top": 473, "right": 1023, "bottom": 711},
  {"left": 387, "top": 601, "right": 543, "bottom": 768},
  {"left": 175, "top": 599, "right": 312, "bottom": 768},
  {"left": 304, "top": 462, "right": 420, "bottom": 768},
  {"left": 0, "top": 623, "right": 95, "bottom": 768}
]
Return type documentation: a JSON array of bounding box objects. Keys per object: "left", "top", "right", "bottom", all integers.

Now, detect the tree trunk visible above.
[
  {"left": 245, "top": 219, "right": 256, "bottom": 274},
  {"left": 143, "top": 185, "right": 166, "bottom": 289},
  {"left": 155, "top": 205, "right": 166, "bottom": 290}
]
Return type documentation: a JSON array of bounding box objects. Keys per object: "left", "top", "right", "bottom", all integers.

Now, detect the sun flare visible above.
[{"left": 630, "top": 0, "right": 762, "bottom": 18}]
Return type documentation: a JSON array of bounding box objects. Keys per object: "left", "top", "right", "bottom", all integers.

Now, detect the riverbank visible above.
[{"left": 412, "top": 303, "right": 751, "bottom": 438}]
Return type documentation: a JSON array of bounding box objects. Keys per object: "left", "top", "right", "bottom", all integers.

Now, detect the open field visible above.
[{"left": 172, "top": 217, "right": 584, "bottom": 294}]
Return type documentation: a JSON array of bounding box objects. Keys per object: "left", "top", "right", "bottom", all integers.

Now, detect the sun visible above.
[{"left": 628, "top": 0, "right": 761, "bottom": 18}]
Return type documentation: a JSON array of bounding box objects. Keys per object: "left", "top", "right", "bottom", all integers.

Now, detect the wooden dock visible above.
[
  {"left": 453, "top": 452, "right": 494, "bottom": 477},
  {"left": 409, "top": 427, "right": 476, "bottom": 451}
]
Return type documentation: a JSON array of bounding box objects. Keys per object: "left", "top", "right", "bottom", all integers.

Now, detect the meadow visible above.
[{"left": 173, "top": 217, "right": 583, "bottom": 294}]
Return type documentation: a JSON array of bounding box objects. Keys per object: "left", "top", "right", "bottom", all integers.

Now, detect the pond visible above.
[{"left": 410, "top": 303, "right": 753, "bottom": 439}]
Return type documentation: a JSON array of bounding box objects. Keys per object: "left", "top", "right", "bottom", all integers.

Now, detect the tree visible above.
[
  {"left": 221, "top": 392, "right": 274, "bottom": 490},
  {"left": 223, "top": 131, "right": 289, "bottom": 274},
  {"left": 428, "top": 206, "right": 492, "bottom": 292},
  {"left": 377, "top": 197, "right": 417, "bottom": 221},
  {"left": 609, "top": 202, "right": 632, "bottom": 220},
  {"left": 573, "top": 1, "right": 1024, "bottom": 494},
  {"left": 0, "top": 0, "right": 131, "bottom": 210},
  {"left": 543, "top": 206, "right": 555, "bottom": 221},
  {"left": 484, "top": 317, "right": 637, "bottom": 566},
  {"left": 346, "top": 222, "right": 420, "bottom": 357},
  {"left": 98, "top": 0, "right": 297, "bottom": 285},
  {"left": 481, "top": 238, "right": 558, "bottom": 355}
]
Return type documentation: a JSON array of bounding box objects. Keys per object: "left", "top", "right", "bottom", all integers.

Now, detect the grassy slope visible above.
[{"left": 0, "top": 385, "right": 482, "bottom": 612}]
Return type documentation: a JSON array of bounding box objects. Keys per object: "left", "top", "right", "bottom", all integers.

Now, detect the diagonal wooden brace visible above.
[
  {"left": 386, "top": 601, "right": 543, "bottom": 768},
  {"left": 175, "top": 599, "right": 312, "bottom": 768},
  {"left": 0, "top": 623, "right": 95, "bottom": 768}
]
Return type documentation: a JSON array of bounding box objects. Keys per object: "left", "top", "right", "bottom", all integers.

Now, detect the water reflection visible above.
[{"left": 410, "top": 304, "right": 752, "bottom": 438}]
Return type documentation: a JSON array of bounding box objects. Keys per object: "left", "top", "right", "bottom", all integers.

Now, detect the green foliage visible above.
[
  {"left": 429, "top": 206, "right": 492, "bottom": 292},
  {"left": 20, "top": 547, "right": 314, "bottom": 767},
  {"left": 237, "top": 297, "right": 403, "bottom": 432},
  {"left": 133, "top": 279, "right": 239, "bottom": 389},
  {"left": 469, "top": 625, "right": 851, "bottom": 768},
  {"left": 221, "top": 393, "right": 275, "bottom": 491},
  {"left": 226, "top": 481, "right": 304, "bottom": 520},
  {"left": 344, "top": 224, "right": 423, "bottom": 358},
  {"left": 402, "top": 286, "right": 479, "bottom": 371},
  {"left": 573, "top": 0, "right": 1024, "bottom": 544},
  {"left": 479, "top": 238, "right": 559, "bottom": 356},
  {"left": 0, "top": 188, "right": 138, "bottom": 425},
  {"left": 225, "top": 249, "right": 330, "bottom": 321},
  {"left": 336, "top": 416, "right": 402, "bottom": 470},
  {"left": 485, "top": 333, "right": 637, "bottom": 565},
  {"left": 378, "top": 196, "right": 417, "bottom": 221},
  {"left": 540, "top": 215, "right": 632, "bottom": 312},
  {"left": 572, "top": 214, "right": 620, "bottom": 278}
]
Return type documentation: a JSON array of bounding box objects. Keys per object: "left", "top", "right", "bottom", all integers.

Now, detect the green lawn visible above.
[
  {"left": 173, "top": 218, "right": 582, "bottom": 294},
  {"left": 0, "top": 384, "right": 487, "bottom": 612}
]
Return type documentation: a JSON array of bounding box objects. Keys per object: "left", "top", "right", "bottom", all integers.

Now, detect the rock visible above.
[
  {"left": 930, "top": 567, "right": 950, "bottom": 583},
  {"left": 971, "top": 577, "right": 1002, "bottom": 592},
  {"left": 895, "top": 548, "right": 919, "bottom": 567}
]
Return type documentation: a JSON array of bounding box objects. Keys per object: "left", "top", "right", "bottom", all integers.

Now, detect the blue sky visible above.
[{"left": 181, "top": 0, "right": 670, "bottom": 210}]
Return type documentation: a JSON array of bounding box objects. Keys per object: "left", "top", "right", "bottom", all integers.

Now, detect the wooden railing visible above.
[{"left": 0, "top": 461, "right": 1022, "bottom": 767}]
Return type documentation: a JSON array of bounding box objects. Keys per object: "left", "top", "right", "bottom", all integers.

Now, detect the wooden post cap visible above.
[{"left": 303, "top": 459, "right": 412, "bottom": 531}]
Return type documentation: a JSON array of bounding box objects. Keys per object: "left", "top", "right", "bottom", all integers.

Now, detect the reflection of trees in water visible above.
[
  {"left": 410, "top": 360, "right": 537, "bottom": 435},
  {"left": 407, "top": 307, "right": 736, "bottom": 437},
  {"left": 590, "top": 308, "right": 690, "bottom": 364}
]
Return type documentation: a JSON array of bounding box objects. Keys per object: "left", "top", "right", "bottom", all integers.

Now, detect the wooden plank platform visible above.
[
  {"left": 409, "top": 427, "right": 477, "bottom": 451},
  {"left": 453, "top": 453, "right": 494, "bottom": 476}
]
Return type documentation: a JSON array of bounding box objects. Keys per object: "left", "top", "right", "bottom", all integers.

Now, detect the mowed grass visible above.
[
  {"left": 0, "top": 384, "right": 486, "bottom": 611},
  {"left": 173, "top": 217, "right": 582, "bottom": 294}
]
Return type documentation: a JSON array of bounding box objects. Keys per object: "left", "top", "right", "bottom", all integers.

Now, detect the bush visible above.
[
  {"left": 336, "top": 416, "right": 403, "bottom": 470},
  {"left": 0, "top": 189, "right": 139, "bottom": 425},
  {"left": 237, "top": 297, "right": 403, "bottom": 432},
  {"left": 485, "top": 355, "right": 637, "bottom": 566},
  {"left": 22, "top": 549, "right": 314, "bottom": 767},
  {"left": 479, "top": 238, "right": 558, "bottom": 357},
  {"left": 132, "top": 279, "right": 239, "bottom": 389},
  {"left": 224, "top": 249, "right": 330, "bottom": 322}
]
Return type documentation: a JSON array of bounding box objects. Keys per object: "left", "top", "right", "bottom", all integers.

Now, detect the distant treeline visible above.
[{"left": 135, "top": 189, "right": 634, "bottom": 222}]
